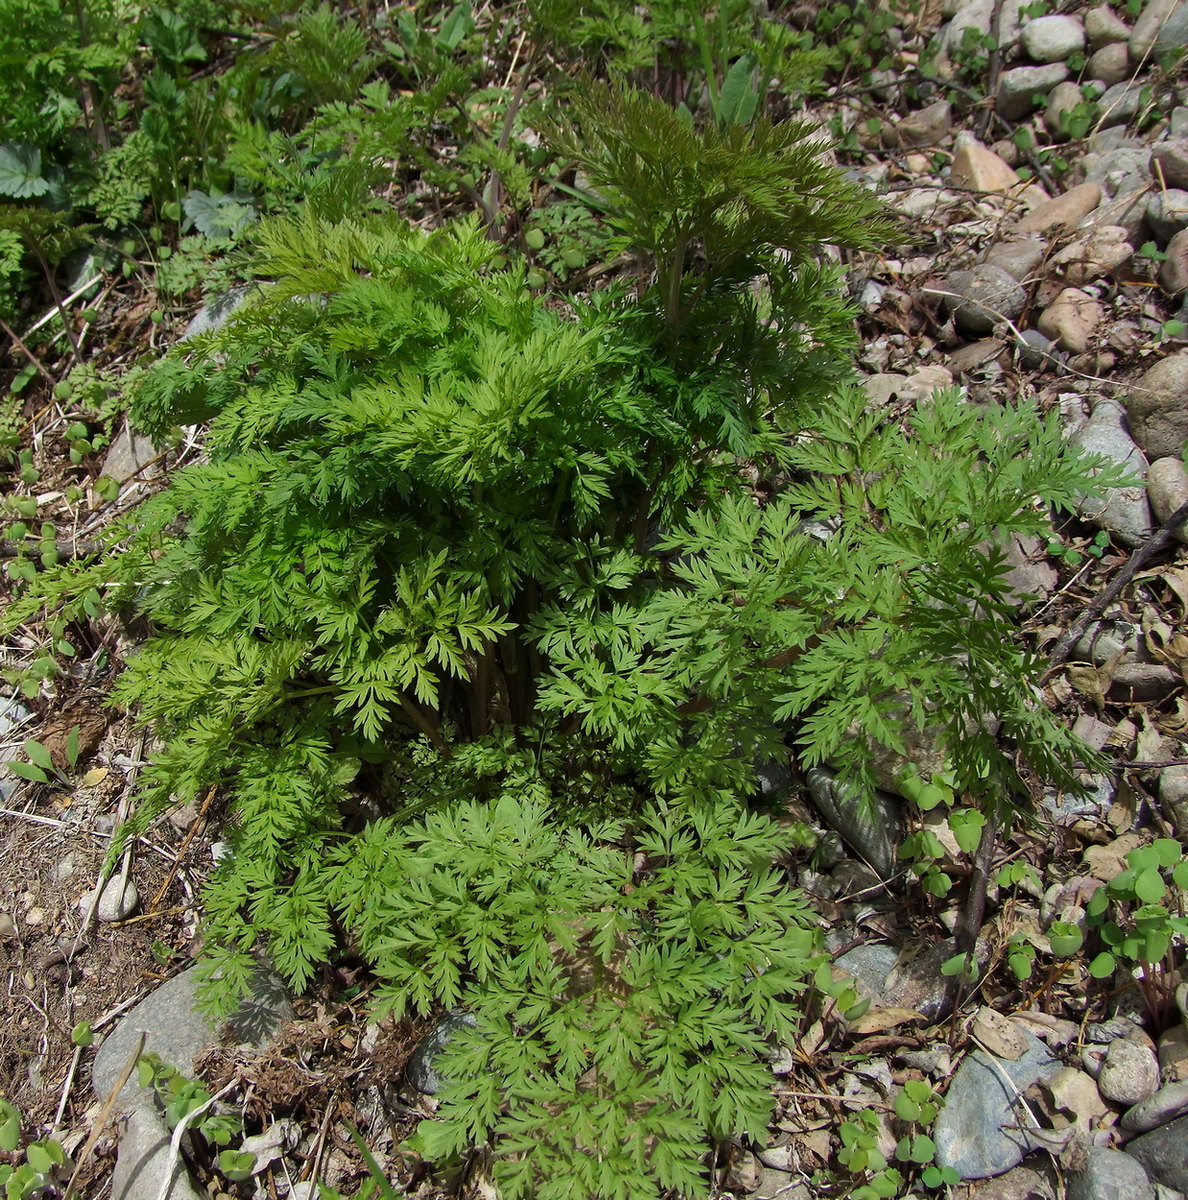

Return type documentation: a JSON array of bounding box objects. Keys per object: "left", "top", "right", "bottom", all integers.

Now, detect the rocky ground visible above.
[{"left": 5, "top": 0, "right": 1188, "bottom": 1197}]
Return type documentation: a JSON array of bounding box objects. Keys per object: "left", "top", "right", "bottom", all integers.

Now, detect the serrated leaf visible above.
[
  {"left": 0, "top": 143, "right": 50, "bottom": 199},
  {"left": 181, "top": 190, "right": 256, "bottom": 239}
]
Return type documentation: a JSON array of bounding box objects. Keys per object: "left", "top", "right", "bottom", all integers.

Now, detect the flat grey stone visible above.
[
  {"left": 943, "top": 263, "right": 1027, "bottom": 336},
  {"left": 1147, "top": 458, "right": 1188, "bottom": 541},
  {"left": 1086, "top": 6, "right": 1131, "bottom": 47},
  {"left": 997, "top": 63, "right": 1070, "bottom": 121},
  {"left": 101, "top": 420, "right": 159, "bottom": 483},
  {"left": 1085, "top": 146, "right": 1153, "bottom": 197},
  {"left": 1123, "top": 1082, "right": 1188, "bottom": 1131},
  {"left": 1096, "top": 83, "right": 1149, "bottom": 129},
  {"left": 111, "top": 1103, "right": 202, "bottom": 1200},
  {"left": 1149, "top": 190, "right": 1188, "bottom": 243},
  {"left": 1088, "top": 41, "right": 1132, "bottom": 84},
  {"left": 1161, "top": 228, "right": 1188, "bottom": 294},
  {"left": 1160, "top": 766, "right": 1188, "bottom": 836},
  {"left": 1022, "top": 14, "right": 1086, "bottom": 62},
  {"left": 0, "top": 697, "right": 30, "bottom": 738},
  {"left": 835, "top": 944, "right": 900, "bottom": 1000},
  {"left": 1127, "top": 1113, "right": 1188, "bottom": 1191},
  {"left": 1068, "top": 1147, "right": 1156, "bottom": 1200},
  {"left": 92, "top": 964, "right": 290, "bottom": 1110},
  {"left": 934, "top": 1029, "right": 1061, "bottom": 1179},
  {"left": 1071, "top": 398, "right": 1153, "bottom": 547},
  {"left": 1130, "top": 0, "right": 1187, "bottom": 59},
  {"left": 1099, "top": 1037, "right": 1162, "bottom": 1104},
  {"left": 1154, "top": 141, "right": 1188, "bottom": 191}
]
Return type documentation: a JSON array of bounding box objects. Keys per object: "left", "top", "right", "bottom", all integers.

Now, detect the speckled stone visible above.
[{"left": 1127, "top": 353, "right": 1188, "bottom": 460}]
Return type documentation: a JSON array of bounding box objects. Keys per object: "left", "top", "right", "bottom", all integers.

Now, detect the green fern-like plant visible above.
[{"left": 5, "top": 84, "right": 1120, "bottom": 1200}]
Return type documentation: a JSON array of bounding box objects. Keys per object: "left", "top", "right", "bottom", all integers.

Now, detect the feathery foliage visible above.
[{"left": 6, "top": 82, "right": 1121, "bottom": 1199}]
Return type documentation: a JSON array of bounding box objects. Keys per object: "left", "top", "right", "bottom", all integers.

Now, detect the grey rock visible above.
[
  {"left": 1180, "top": 982, "right": 1188, "bottom": 1026},
  {"left": 1097, "top": 83, "right": 1150, "bottom": 129},
  {"left": 1175, "top": 107, "right": 1188, "bottom": 137},
  {"left": 1068, "top": 1147, "right": 1156, "bottom": 1200},
  {"left": 934, "top": 1029, "right": 1062, "bottom": 1179},
  {"left": 1086, "top": 6, "right": 1132, "bottom": 47},
  {"left": 111, "top": 1103, "right": 203, "bottom": 1200},
  {"left": 1123, "top": 1082, "right": 1188, "bottom": 1131},
  {"left": 885, "top": 100, "right": 952, "bottom": 148},
  {"left": 1086, "top": 145, "right": 1153, "bottom": 197},
  {"left": 1088, "top": 42, "right": 1134, "bottom": 85},
  {"left": 405, "top": 1010, "right": 478, "bottom": 1094},
  {"left": 79, "top": 876, "right": 139, "bottom": 923},
  {"left": 1082, "top": 187, "right": 1150, "bottom": 242},
  {"left": 1152, "top": 1, "right": 1188, "bottom": 52},
  {"left": 1015, "top": 329, "right": 1062, "bottom": 371},
  {"left": 1127, "top": 1113, "right": 1188, "bottom": 1191},
  {"left": 1159, "top": 1024, "right": 1188, "bottom": 1083},
  {"left": 997, "top": 63, "right": 1071, "bottom": 121},
  {"left": 1161, "top": 228, "right": 1188, "bottom": 293},
  {"left": 1146, "top": 457, "right": 1188, "bottom": 541},
  {"left": 0, "top": 696, "right": 30, "bottom": 738},
  {"left": 1112, "top": 661, "right": 1182, "bottom": 700},
  {"left": 181, "top": 286, "right": 250, "bottom": 341},
  {"left": 1023, "top": 14, "right": 1087, "bottom": 62},
  {"left": 1072, "top": 397, "right": 1153, "bottom": 547},
  {"left": 1041, "top": 773, "right": 1115, "bottom": 824},
  {"left": 93, "top": 964, "right": 290, "bottom": 1109},
  {"left": 835, "top": 943, "right": 900, "bottom": 1000},
  {"left": 1148, "top": 190, "right": 1188, "bottom": 243},
  {"left": 883, "top": 939, "right": 981, "bottom": 1023},
  {"left": 1154, "top": 140, "right": 1188, "bottom": 189},
  {"left": 1090, "top": 128, "right": 1146, "bottom": 156},
  {"left": 943, "top": 0, "right": 1025, "bottom": 53},
  {"left": 1130, "top": 0, "right": 1188, "bottom": 60},
  {"left": 101, "top": 420, "right": 159, "bottom": 483},
  {"left": 943, "top": 264, "right": 1027, "bottom": 336},
  {"left": 1128, "top": 352, "right": 1188, "bottom": 459},
  {"left": 986, "top": 237, "right": 1047, "bottom": 281},
  {"left": 1160, "top": 766, "right": 1188, "bottom": 837},
  {"left": 804, "top": 766, "right": 903, "bottom": 882},
  {"left": 1100, "top": 1037, "right": 1162, "bottom": 1104}
]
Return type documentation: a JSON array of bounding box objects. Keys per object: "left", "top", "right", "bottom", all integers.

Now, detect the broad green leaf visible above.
[
  {"left": 1047, "top": 922, "right": 1083, "bottom": 957},
  {"left": 1153, "top": 838, "right": 1182, "bottom": 867},
  {"left": 435, "top": 1, "right": 473, "bottom": 50},
  {"left": 7, "top": 760, "right": 49, "bottom": 783},
  {"left": 65, "top": 725, "right": 80, "bottom": 768},
  {"left": 716, "top": 54, "right": 759, "bottom": 127},
  {"left": 1134, "top": 867, "right": 1165, "bottom": 903},
  {"left": 0, "top": 143, "right": 50, "bottom": 199},
  {"left": 23, "top": 739, "right": 53, "bottom": 771},
  {"left": 1088, "top": 951, "right": 1116, "bottom": 977}
]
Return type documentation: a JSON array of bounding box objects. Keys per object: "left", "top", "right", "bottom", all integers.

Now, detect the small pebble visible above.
[
  {"left": 0, "top": 912, "right": 15, "bottom": 938},
  {"left": 78, "top": 877, "right": 140, "bottom": 923}
]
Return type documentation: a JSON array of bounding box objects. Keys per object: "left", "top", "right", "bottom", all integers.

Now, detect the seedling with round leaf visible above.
[{"left": 1084, "top": 838, "right": 1188, "bottom": 1020}]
